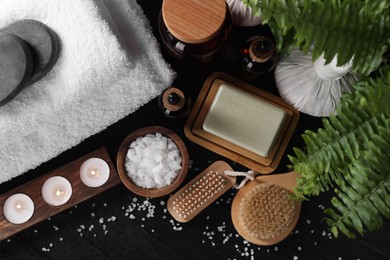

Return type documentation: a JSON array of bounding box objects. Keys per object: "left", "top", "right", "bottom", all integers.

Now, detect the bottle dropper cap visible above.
[
  {"left": 249, "top": 36, "right": 275, "bottom": 63},
  {"left": 162, "top": 87, "right": 185, "bottom": 112}
]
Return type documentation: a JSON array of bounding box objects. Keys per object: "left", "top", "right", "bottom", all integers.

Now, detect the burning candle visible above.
[
  {"left": 79, "top": 158, "right": 110, "bottom": 187},
  {"left": 3, "top": 193, "right": 34, "bottom": 224},
  {"left": 41, "top": 176, "right": 72, "bottom": 206}
]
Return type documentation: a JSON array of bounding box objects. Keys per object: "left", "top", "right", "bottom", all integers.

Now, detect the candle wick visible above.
[
  {"left": 89, "top": 168, "right": 100, "bottom": 178},
  {"left": 56, "top": 189, "right": 64, "bottom": 196}
]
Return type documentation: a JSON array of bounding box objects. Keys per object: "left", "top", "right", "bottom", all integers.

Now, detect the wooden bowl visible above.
[{"left": 117, "top": 126, "right": 189, "bottom": 198}]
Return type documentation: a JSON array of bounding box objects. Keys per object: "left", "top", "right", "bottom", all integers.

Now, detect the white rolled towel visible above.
[{"left": 0, "top": 0, "right": 175, "bottom": 183}]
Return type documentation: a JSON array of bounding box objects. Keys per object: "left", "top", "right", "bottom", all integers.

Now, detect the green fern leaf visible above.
[
  {"left": 289, "top": 68, "right": 390, "bottom": 237},
  {"left": 242, "top": 0, "right": 390, "bottom": 75}
]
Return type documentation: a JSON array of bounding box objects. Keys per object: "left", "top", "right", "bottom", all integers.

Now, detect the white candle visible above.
[
  {"left": 79, "top": 158, "right": 110, "bottom": 188},
  {"left": 3, "top": 193, "right": 34, "bottom": 224},
  {"left": 41, "top": 176, "right": 72, "bottom": 206}
]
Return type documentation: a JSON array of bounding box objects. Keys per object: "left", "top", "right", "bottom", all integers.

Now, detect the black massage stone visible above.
[
  {"left": 0, "top": 33, "right": 33, "bottom": 106},
  {"left": 1, "top": 19, "right": 60, "bottom": 84}
]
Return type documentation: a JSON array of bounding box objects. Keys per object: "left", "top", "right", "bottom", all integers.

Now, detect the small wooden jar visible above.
[
  {"left": 158, "top": 87, "right": 191, "bottom": 118},
  {"left": 158, "top": 0, "right": 231, "bottom": 63},
  {"left": 240, "top": 35, "right": 278, "bottom": 81}
]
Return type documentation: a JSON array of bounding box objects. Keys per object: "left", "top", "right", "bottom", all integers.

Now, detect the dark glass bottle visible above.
[
  {"left": 158, "top": 87, "right": 191, "bottom": 118},
  {"left": 240, "top": 35, "right": 278, "bottom": 81}
]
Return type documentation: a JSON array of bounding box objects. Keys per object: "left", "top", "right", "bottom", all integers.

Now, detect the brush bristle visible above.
[
  {"left": 238, "top": 183, "right": 295, "bottom": 240},
  {"left": 172, "top": 171, "right": 226, "bottom": 219}
]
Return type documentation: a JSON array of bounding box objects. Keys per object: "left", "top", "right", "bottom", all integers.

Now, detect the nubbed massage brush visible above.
[
  {"left": 231, "top": 171, "right": 302, "bottom": 246},
  {"left": 167, "top": 161, "right": 236, "bottom": 223}
]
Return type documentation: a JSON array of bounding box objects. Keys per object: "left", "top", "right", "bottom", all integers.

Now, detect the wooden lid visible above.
[
  {"left": 249, "top": 36, "right": 275, "bottom": 63},
  {"left": 162, "top": 0, "right": 227, "bottom": 44},
  {"left": 162, "top": 87, "right": 185, "bottom": 112}
]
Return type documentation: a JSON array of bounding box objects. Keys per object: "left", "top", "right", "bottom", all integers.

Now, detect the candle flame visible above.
[
  {"left": 88, "top": 167, "right": 100, "bottom": 178},
  {"left": 14, "top": 201, "right": 26, "bottom": 212},
  {"left": 56, "top": 189, "right": 64, "bottom": 197}
]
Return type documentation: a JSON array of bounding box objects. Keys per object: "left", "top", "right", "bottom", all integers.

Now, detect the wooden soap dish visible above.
[
  {"left": 0, "top": 147, "right": 120, "bottom": 241},
  {"left": 184, "top": 72, "right": 299, "bottom": 174}
]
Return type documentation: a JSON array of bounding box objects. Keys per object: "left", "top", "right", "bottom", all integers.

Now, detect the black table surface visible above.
[{"left": 1, "top": 1, "right": 389, "bottom": 259}]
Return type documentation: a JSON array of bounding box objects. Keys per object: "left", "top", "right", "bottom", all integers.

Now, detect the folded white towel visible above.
[{"left": 0, "top": 0, "right": 175, "bottom": 183}]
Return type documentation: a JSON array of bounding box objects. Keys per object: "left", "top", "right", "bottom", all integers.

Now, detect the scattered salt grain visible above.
[
  {"left": 125, "top": 133, "right": 182, "bottom": 189},
  {"left": 59, "top": 237, "right": 63, "bottom": 242},
  {"left": 293, "top": 256, "right": 298, "bottom": 260},
  {"left": 108, "top": 216, "right": 116, "bottom": 222},
  {"left": 217, "top": 226, "right": 225, "bottom": 232},
  {"left": 53, "top": 226, "right": 59, "bottom": 231}
]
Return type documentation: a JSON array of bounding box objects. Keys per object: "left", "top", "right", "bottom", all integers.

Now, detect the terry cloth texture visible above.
[{"left": 0, "top": 0, "right": 175, "bottom": 184}]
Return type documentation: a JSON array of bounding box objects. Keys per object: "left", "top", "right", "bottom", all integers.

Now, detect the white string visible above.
[{"left": 223, "top": 170, "right": 260, "bottom": 189}]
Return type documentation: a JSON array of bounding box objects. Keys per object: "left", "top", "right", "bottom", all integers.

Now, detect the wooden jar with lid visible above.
[{"left": 158, "top": 0, "right": 231, "bottom": 63}]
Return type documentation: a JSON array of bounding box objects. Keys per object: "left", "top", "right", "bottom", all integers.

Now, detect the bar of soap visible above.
[{"left": 203, "top": 84, "right": 287, "bottom": 157}]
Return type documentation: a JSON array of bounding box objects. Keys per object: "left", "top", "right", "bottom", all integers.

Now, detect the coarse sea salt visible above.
[{"left": 125, "top": 133, "right": 182, "bottom": 189}]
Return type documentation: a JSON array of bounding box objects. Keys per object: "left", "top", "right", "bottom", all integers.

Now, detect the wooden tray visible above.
[
  {"left": 0, "top": 147, "right": 120, "bottom": 241},
  {"left": 184, "top": 72, "right": 299, "bottom": 173}
]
